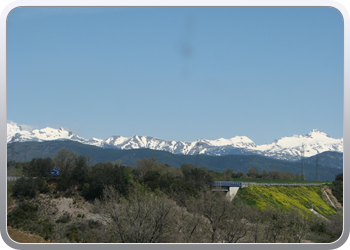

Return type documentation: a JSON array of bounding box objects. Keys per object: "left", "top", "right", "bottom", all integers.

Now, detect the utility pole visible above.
[
  {"left": 300, "top": 143, "right": 305, "bottom": 181},
  {"left": 316, "top": 153, "right": 319, "bottom": 181}
]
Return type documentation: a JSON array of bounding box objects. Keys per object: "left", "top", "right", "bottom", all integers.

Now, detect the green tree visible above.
[
  {"left": 136, "top": 156, "right": 157, "bottom": 177},
  {"left": 143, "top": 170, "right": 160, "bottom": 191},
  {"left": 53, "top": 148, "right": 79, "bottom": 177},
  {"left": 260, "top": 169, "right": 268, "bottom": 179},
  {"left": 71, "top": 155, "right": 89, "bottom": 184},
  {"left": 23, "top": 158, "right": 54, "bottom": 177},
  {"left": 181, "top": 164, "right": 213, "bottom": 192},
  {"left": 222, "top": 168, "right": 234, "bottom": 181},
  {"left": 82, "top": 162, "right": 130, "bottom": 200},
  {"left": 332, "top": 173, "right": 343, "bottom": 205},
  {"left": 248, "top": 167, "right": 259, "bottom": 178}
]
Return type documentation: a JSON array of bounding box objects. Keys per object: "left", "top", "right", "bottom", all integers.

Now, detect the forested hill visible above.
[{"left": 8, "top": 140, "right": 342, "bottom": 181}]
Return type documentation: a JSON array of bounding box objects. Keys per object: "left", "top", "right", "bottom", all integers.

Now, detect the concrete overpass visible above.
[{"left": 212, "top": 182, "right": 243, "bottom": 201}]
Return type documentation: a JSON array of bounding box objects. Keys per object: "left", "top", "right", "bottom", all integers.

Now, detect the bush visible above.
[
  {"left": 36, "top": 178, "right": 50, "bottom": 194},
  {"left": 332, "top": 173, "right": 343, "bottom": 205},
  {"left": 7, "top": 201, "right": 38, "bottom": 228},
  {"left": 55, "top": 212, "right": 71, "bottom": 223},
  {"left": 87, "top": 219, "right": 101, "bottom": 229},
  {"left": 11, "top": 178, "right": 39, "bottom": 199},
  {"left": 56, "top": 177, "right": 75, "bottom": 192},
  {"left": 66, "top": 225, "right": 80, "bottom": 242}
]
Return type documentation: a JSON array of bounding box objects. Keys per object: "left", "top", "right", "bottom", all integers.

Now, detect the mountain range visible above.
[{"left": 7, "top": 122, "right": 343, "bottom": 161}]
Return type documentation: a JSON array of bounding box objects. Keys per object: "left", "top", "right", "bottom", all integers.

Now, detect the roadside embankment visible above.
[{"left": 237, "top": 185, "right": 337, "bottom": 217}]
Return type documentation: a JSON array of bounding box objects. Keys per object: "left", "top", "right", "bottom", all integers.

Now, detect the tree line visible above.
[{"left": 217, "top": 167, "right": 307, "bottom": 181}]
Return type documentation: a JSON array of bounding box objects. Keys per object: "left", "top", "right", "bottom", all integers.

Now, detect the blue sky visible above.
[{"left": 7, "top": 7, "right": 343, "bottom": 145}]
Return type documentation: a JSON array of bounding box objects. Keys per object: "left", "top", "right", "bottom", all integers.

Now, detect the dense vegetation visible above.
[
  {"left": 7, "top": 148, "right": 343, "bottom": 243},
  {"left": 332, "top": 173, "right": 343, "bottom": 205}
]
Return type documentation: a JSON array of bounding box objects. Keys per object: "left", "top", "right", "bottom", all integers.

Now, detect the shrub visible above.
[
  {"left": 87, "top": 219, "right": 101, "bottom": 229},
  {"left": 66, "top": 225, "right": 80, "bottom": 242},
  {"left": 55, "top": 212, "right": 71, "bottom": 223},
  {"left": 11, "top": 178, "right": 38, "bottom": 199},
  {"left": 7, "top": 201, "right": 38, "bottom": 228},
  {"left": 56, "top": 177, "right": 75, "bottom": 192}
]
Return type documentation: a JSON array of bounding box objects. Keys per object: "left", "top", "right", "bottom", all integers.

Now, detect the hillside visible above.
[
  {"left": 237, "top": 185, "right": 337, "bottom": 217},
  {"left": 304, "top": 151, "right": 343, "bottom": 169}
]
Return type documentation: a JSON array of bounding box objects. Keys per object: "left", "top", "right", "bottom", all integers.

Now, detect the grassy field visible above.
[
  {"left": 237, "top": 185, "right": 337, "bottom": 217},
  {"left": 7, "top": 166, "right": 23, "bottom": 177}
]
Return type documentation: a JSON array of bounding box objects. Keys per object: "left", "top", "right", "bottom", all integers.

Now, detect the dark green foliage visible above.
[
  {"left": 11, "top": 177, "right": 49, "bottom": 199},
  {"left": 39, "top": 219, "right": 54, "bottom": 240},
  {"left": 56, "top": 154, "right": 88, "bottom": 191},
  {"left": 332, "top": 173, "right": 343, "bottom": 205},
  {"left": 181, "top": 164, "right": 213, "bottom": 192},
  {"left": 63, "top": 189, "right": 74, "bottom": 198},
  {"left": 36, "top": 178, "right": 50, "bottom": 194},
  {"left": 335, "top": 173, "right": 343, "bottom": 181},
  {"left": 310, "top": 221, "right": 328, "bottom": 233},
  {"left": 56, "top": 177, "right": 75, "bottom": 192},
  {"left": 71, "top": 155, "right": 89, "bottom": 184},
  {"left": 143, "top": 170, "right": 160, "bottom": 191},
  {"left": 7, "top": 201, "right": 38, "bottom": 227},
  {"left": 81, "top": 162, "right": 129, "bottom": 200},
  {"left": 23, "top": 157, "right": 54, "bottom": 178},
  {"left": 158, "top": 174, "right": 175, "bottom": 190},
  {"left": 131, "top": 168, "right": 142, "bottom": 182}
]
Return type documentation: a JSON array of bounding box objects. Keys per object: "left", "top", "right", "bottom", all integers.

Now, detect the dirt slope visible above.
[
  {"left": 322, "top": 187, "right": 343, "bottom": 213},
  {"left": 7, "top": 226, "right": 51, "bottom": 243}
]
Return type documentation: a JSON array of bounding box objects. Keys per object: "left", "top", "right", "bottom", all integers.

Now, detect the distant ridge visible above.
[
  {"left": 6, "top": 140, "right": 343, "bottom": 181},
  {"left": 7, "top": 122, "right": 343, "bottom": 161}
]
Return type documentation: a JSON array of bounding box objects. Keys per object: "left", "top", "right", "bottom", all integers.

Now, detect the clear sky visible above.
[{"left": 7, "top": 7, "right": 343, "bottom": 145}]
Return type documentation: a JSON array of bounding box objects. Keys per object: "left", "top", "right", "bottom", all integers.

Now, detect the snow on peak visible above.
[
  {"left": 255, "top": 129, "right": 342, "bottom": 158},
  {"left": 7, "top": 122, "right": 84, "bottom": 143},
  {"left": 7, "top": 122, "right": 343, "bottom": 161},
  {"left": 205, "top": 136, "right": 255, "bottom": 147},
  {"left": 307, "top": 129, "right": 329, "bottom": 137}
]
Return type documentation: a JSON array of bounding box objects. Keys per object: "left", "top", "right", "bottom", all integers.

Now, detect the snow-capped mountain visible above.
[
  {"left": 7, "top": 122, "right": 86, "bottom": 144},
  {"left": 7, "top": 122, "right": 343, "bottom": 161}
]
